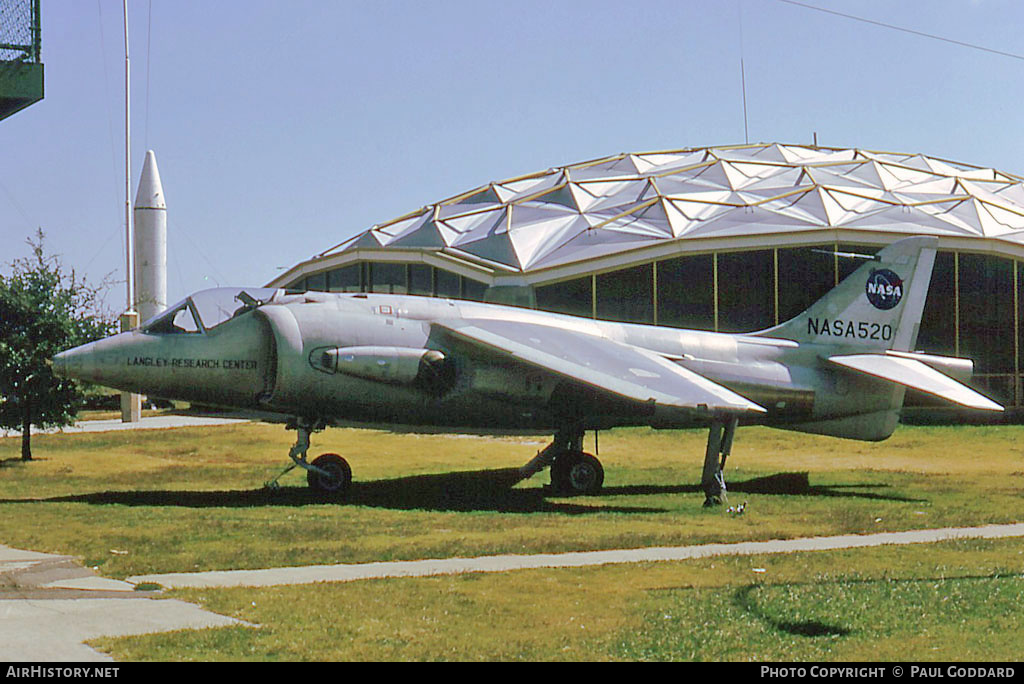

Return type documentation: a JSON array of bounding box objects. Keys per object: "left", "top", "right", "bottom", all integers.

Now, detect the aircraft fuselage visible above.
[{"left": 55, "top": 289, "right": 903, "bottom": 438}]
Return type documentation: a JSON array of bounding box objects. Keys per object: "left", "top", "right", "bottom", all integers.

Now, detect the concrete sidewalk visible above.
[
  {"left": 0, "top": 545, "right": 248, "bottom": 662},
  {"left": 0, "top": 598, "right": 246, "bottom": 662},
  {"left": 130, "top": 522, "right": 1024, "bottom": 589},
  {"left": 1, "top": 413, "right": 250, "bottom": 439}
]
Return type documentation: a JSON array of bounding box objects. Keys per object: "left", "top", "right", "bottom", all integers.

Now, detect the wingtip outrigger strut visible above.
[{"left": 702, "top": 415, "right": 739, "bottom": 507}]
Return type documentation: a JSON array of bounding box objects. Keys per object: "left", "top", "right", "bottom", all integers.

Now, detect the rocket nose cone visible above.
[{"left": 134, "top": 150, "right": 166, "bottom": 210}]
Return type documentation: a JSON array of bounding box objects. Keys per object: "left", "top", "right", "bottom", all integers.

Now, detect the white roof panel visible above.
[{"left": 312, "top": 143, "right": 1024, "bottom": 273}]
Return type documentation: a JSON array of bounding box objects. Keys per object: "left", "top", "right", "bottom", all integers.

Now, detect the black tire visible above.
[
  {"left": 307, "top": 453, "right": 352, "bottom": 497},
  {"left": 550, "top": 451, "right": 604, "bottom": 496}
]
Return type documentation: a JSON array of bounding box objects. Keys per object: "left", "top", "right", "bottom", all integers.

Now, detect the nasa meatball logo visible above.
[{"left": 865, "top": 268, "right": 903, "bottom": 310}]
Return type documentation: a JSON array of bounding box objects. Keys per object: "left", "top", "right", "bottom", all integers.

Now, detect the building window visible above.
[
  {"left": 717, "top": 250, "right": 773, "bottom": 333},
  {"left": 409, "top": 264, "right": 433, "bottom": 295},
  {"left": 776, "top": 245, "right": 834, "bottom": 324},
  {"left": 917, "top": 251, "right": 956, "bottom": 358},
  {"left": 596, "top": 264, "right": 653, "bottom": 324},
  {"left": 656, "top": 254, "right": 714, "bottom": 330},
  {"left": 368, "top": 263, "right": 407, "bottom": 294},
  {"left": 306, "top": 272, "right": 327, "bottom": 292},
  {"left": 462, "top": 277, "right": 487, "bottom": 301},
  {"left": 435, "top": 269, "right": 460, "bottom": 298},
  {"left": 959, "top": 253, "right": 1014, "bottom": 375},
  {"left": 327, "top": 264, "right": 361, "bottom": 292},
  {"left": 535, "top": 276, "right": 593, "bottom": 318}
]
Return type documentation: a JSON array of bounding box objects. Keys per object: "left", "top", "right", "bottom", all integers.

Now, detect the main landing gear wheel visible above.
[
  {"left": 550, "top": 451, "right": 604, "bottom": 496},
  {"left": 307, "top": 453, "right": 352, "bottom": 497}
]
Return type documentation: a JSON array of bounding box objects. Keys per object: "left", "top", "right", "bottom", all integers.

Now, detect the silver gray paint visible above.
[{"left": 53, "top": 236, "right": 997, "bottom": 444}]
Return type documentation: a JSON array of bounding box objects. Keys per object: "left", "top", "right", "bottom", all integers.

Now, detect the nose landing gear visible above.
[
  {"left": 306, "top": 452, "right": 352, "bottom": 495},
  {"left": 264, "top": 418, "right": 352, "bottom": 497}
]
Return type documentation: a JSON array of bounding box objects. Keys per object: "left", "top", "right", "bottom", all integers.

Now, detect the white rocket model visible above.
[{"left": 133, "top": 150, "right": 167, "bottom": 324}]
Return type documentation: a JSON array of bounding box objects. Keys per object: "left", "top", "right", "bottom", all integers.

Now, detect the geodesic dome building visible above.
[{"left": 269, "top": 143, "right": 1024, "bottom": 408}]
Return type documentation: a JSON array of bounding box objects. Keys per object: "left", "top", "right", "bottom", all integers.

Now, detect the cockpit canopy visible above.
[{"left": 142, "top": 287, "right": 281, "bottom": 334}]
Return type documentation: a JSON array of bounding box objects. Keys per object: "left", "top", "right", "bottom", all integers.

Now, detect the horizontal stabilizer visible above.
[
  {"left": 829, "top": 354, "right": 1003, "bottom": 412},
  {"left": 435, "top": 318, "right": 766, "bottom": 414},
  {"left": 883, "top": 350, "right": 973, "bottom": 383}
]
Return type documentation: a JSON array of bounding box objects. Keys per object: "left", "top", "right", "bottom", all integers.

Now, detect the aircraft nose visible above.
[
  {"left": 51, "top": 349, "right": 68, "bottom": 378},
  {"left": 51, "top": 341, "right": 100, "bottom": 383}
]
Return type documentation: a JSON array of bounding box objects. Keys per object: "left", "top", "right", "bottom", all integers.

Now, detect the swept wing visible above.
[{"left": 434, "top": 318, "right": 766, "bottom": 414}]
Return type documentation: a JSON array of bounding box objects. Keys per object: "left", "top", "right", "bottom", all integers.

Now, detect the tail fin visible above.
[{"left": 757, "top": 236, "right": 938, "bottom": 352}]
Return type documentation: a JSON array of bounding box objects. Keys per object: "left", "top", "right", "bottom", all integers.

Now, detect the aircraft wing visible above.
[
  {"left": 433, "top": 318, "right": 766, "bottom": 414},
  {"left": 828, "top": 354, "right": 1003, "bottom": 411}
]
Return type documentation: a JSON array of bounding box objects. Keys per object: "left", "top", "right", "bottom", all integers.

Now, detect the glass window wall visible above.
[
  {"left": 776, "top": 245, "right": 834, "bottom": 324},
  {"left": 917, "top": 251, "right": 956, "bottom": 358},
  {"left": 462, "top": 277, "right": 487, "bottom": 301},
  {"left": 409, "top": 264, "right": 433, "bottom": 295},
  {"left": 327, "top": 264, "right": 360, "bottom": 292},
  {"left": 717, "top": 250, "right": 774, "bottom": 333},
  {"left": 288, "top": 262, "right": 485, "bottom": 301},
  {"left": 596, "top": 264, "right": 653, "bottom": 324},
  {"left": 958, "top": 253, "right": 1014, "bottom": 375},
  {"left": 435, "top": 269, "right": 461, "bottom": 298},
  {"left": 306, "top": 272, "right": 327, "bottom": 292},
  {"left": 368, "top": 263, "right": 407, "bottom": 294},
  {"left": 656, "top": 254, "right": 713, "bottom": 330},
  {"left": 535, "top": 276, "right": 593, "bottom": 318}
]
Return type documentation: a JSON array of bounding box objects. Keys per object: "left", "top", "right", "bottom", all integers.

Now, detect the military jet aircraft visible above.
[{"left": 53, "top": 236, "right": 1002, "bottom": 504}]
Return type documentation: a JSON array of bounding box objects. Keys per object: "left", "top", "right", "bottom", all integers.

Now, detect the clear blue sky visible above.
[{"left": 3, "top": 0, "right": 1024, "bottom": 313}]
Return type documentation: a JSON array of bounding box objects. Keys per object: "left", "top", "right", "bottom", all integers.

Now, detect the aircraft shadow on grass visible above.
[
  {"left": 728, "top": 572, "right": 1015, "bottom": 639},
  {"left": 733, "top": 583, "right": 853, "bottom": 638},
  {"left": 601, "top": 471, "right": 926, "bottom": 504},
  {"left": 1, "top": 468, "right": 923, "bottom": 513},
  {"left": 657, "top": 570, "right": 1016, "bottom": 640}
]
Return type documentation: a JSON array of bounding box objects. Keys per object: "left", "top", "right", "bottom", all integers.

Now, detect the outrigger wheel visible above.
[
  {"left": 550, "top": 451, "right": 604, "bottom": 496},
  {"left": 307, "top": 453, "right": 352, "bottom": 496}
]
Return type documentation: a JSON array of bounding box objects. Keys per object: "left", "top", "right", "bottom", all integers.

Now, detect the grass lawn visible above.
[
  {"left": 1, "top": 420, "right": 1022, "bottom": 660},
  {"left": 92, "top": 540, "right": 1024, "bottom": 661}
]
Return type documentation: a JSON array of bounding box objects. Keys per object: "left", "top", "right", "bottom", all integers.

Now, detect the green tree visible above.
[{"left": 0, "top": 231, "right": 115, "bottom": 460}]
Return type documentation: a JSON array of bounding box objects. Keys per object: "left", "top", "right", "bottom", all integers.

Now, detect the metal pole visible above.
[
  {"left": 713, "top": 252, "right": 719, "bottom": 332},
  {"left": 591, "top": 274, "right": 596, "bottom": 319},
  {"left": 1014, "top": 260, "right": 1020, "bottom": 406},
  {"left": 120, "top": 0, "right": 140, "bottom": 422},
  {"left": 954, "top": 252, "right": 960, "bottom": 357},
  {"left": 773, "top": 248, "right": 779, "bottom": 326},
  {"left": 833, "top": 240, "right": 840, "bottom": 286},
  {"left": 31, "top": 0, "right": 41, "bottom": 62},
  {"left": 123, "top": 0, "right": 134, "bottom": 314},
  {"left": 652, "top": 261, "right": 658, "bottom": 326},
  {"left": 740, "top": 58, "right": 749, "bottom": 145}
]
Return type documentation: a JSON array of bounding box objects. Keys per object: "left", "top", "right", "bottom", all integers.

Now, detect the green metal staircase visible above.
[{"left": 0, "top": 0, "right": 42, "bottom": 122}]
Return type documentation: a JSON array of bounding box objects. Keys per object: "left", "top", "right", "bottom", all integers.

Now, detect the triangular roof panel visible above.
[{"left": 304, "top": 143, "right": 1024, "bottom": 277}]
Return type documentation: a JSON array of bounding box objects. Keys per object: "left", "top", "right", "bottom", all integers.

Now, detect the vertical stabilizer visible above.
[{"left": 757, "top": 236, "right": 938, "bottom": 352}]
